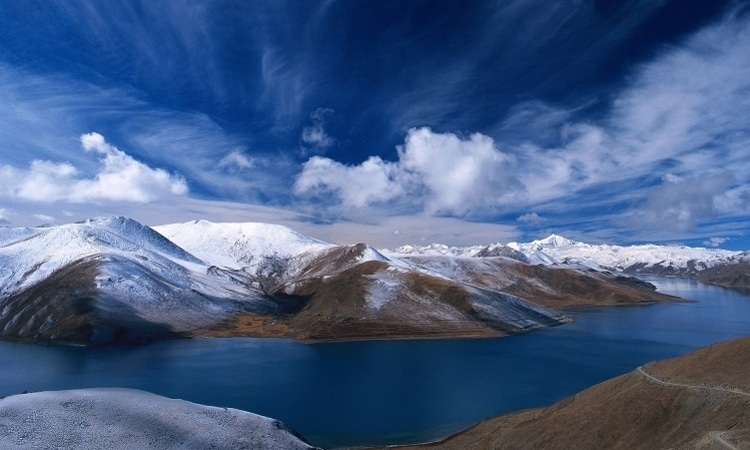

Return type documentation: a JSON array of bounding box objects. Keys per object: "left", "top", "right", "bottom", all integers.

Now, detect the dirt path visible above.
[
  {"left": 636, "top": 366, "right": 750, "bottom": 397},
  {"left": 637, "top": 366, "right": 747, "bottom": 450},
  {"left": 711, "top": 431, "right": 740, "bottom": 450}
]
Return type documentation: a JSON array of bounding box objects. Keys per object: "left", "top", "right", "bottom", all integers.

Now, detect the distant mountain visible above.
[
  {"left": 0, "top": 218, "right": 675, "bottom": 345},
  {"left": 388, "top": 234, "right": 750, "bottom": 290},
  {"left": 397, "top": 336, "right": 750, "bottom": 449}
]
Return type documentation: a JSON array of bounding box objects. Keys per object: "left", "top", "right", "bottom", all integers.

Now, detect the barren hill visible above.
[{"left": 397, "top": 336, "right": 750, "bottom": 449}]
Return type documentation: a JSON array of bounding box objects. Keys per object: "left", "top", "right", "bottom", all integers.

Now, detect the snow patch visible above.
[{"left": 0, "top": 388, "right": 316, "bottom": 449}]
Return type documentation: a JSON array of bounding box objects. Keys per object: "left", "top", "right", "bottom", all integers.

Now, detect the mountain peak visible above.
[{"left": 534, "top": 234, "right": 577, "bottom": 248}]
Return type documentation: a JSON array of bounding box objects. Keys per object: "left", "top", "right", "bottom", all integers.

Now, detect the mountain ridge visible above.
[
  {"left": 0, "top": 218, "right": 679, "bottom": 345},
  {"left": 386, "top": 233, "right": 749, "bottom": 289}
]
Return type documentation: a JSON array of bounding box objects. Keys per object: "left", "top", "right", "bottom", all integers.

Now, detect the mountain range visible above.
[
  {"left": 390, "top": 234, "right": 750, "bottom": 290},
  {"left": 4, "top": 217, "right": 742, "bottom": 346}
]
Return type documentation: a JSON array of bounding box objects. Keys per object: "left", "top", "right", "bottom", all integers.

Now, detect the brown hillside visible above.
[{"left": 395, "top": 337, "right": 750, "bottom": 450}]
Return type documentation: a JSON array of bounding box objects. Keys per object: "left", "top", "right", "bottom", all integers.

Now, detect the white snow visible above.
[
  {"left": 387, "top": 234, "right": 742, "bottom": 273},
  {"left": 154, "top": 220, "right": 334, "bottom": 270},
  {"left": 0, "top": 217, "right": 277, "bottom": 334},
  {"left": 0, "top": 388, "right": 316, "bottom": 449},
  {"left": 0, "top": 217, "right": 202, "bottom": 297},
  {"left": 506, "top": 234, "right": 741, "bottom": 271}
]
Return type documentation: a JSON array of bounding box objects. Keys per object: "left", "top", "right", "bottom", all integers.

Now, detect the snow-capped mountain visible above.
[
  {"left": 385, "top": 242, "right": 528, "bottom": 262},
  {"left": 506, "top": 234, "right": 741, "bottom": 272},
  {"left": 0, "top": 218, "right": 678, "bottom": 346},
  {"left": 154, "top": 220, "right": 334, "bottom": 271},
  {"left": 0, "top": 217, "right": 282, "bottom": 344},
  {"left": 387, "top": 234, "right": 749, "bottom": 289}
]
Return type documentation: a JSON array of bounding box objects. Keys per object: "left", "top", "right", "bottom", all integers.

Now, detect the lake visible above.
[{"left": 1, "top": 277, "right": 749, "bottom": 448}]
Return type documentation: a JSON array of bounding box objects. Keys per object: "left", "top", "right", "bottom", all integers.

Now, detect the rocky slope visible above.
[
  {"left": 397, "top": 336, "right": 750, "bottom": 450},
  {"left": 0, "top": 218, "right": 676, "bottom": 345},
  {"left": 0, "top": 388, "right": 317, "bottom": 449}
]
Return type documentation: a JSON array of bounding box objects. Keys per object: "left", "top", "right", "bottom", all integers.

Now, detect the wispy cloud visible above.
[
  {"left": 0, "top": 61, "right": 297, "bottom": 204},
  {"left": 33, "top": 214, "right": 55, "bottom": 224},
  {"left": 300, "top": 108, "right": 334, "bottom": 154},
  {"left": 260, "top": 47, "right": 311, "bottom": 129},
  {"left": 295, "top": 8, "right": 750, "bottom": 242},
  {"left": 0, "top": 133, "right": 187, "bottom": 203},
  {"left": 217, "top": 150, "right": 255, "bottom": 172}
]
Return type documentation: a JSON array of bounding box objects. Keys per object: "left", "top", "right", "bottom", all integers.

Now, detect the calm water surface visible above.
[{"left": 1, "top": 277, "right": 749, "bottom": 448}]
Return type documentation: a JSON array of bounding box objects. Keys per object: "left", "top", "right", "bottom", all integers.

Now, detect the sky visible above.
[{"left": 1, "top": 0, "right": 750, "bottom": 249}]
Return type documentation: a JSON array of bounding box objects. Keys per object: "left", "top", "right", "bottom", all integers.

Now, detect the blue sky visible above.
[{"left": 1, "top": 0, "right": 750, "bottom": 249}]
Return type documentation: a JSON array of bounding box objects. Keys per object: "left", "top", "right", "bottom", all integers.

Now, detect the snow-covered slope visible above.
[
  {"left": 0, "top": 216, "right": 201, "bottom": 297},
  {"left": 0, "top": 217, "right": 274, "bottom": 344},
  {"left": 0, "top": 388, "right": 317, "bottom": 449},
  {"left": 385, "top": 242, "right": 526, "bottom": 261},
  {"left": 154, "top": 220, "right": 334, "bottom": 270}
]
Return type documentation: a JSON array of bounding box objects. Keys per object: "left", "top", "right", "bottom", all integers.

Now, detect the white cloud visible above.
[
  {"left": 632, "top": 173, "right": 730, "bottom": 231},
  {"left": 0, "top": 133, "right": 188, "bottom": 204},
  {"left": 300, "top": 108, "right": 334, "bottom": 154},
  {"left": 295, "top": 155, "right": 405, "bottom": 208},
  {"left": 295, "top": 127, "right": 521, "bottom": 216},
  {"left": 517, "top": 212, "right": 544, "bottom": 224},
  {"left": 398, "top": 128, "right": 521, "bottom": 215},
  {"left": 301, "top": 126, "right": 333, "bottom": 148},
  {"left": 295, "top": 9, "right": 750, "bottom": 238},
  {"left": 703, "top": 237, "right": 729, "bottom": 247}
]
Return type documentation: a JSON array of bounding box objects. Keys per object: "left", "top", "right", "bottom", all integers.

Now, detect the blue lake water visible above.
[{"left": 1, "top": 277, "right": 749, "bottom": 448}]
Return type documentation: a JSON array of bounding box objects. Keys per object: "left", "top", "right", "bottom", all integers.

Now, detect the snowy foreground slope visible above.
[
  {"left": 0, "top": 217, "right": 677, "bottom": 345},
  {"left": 0, "top": 388, "right": 317, "bottom": 449}
]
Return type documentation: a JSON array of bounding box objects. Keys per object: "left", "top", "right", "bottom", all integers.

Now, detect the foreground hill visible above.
[
  {"left": 0, "top": 388, "right": 317, "bottom": 449},
  {"left": 0, "top": 217, "right": 674, "bottom": 345},
  {"left": 398, "top": 336, "right": 750, "bottom": 449}
]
